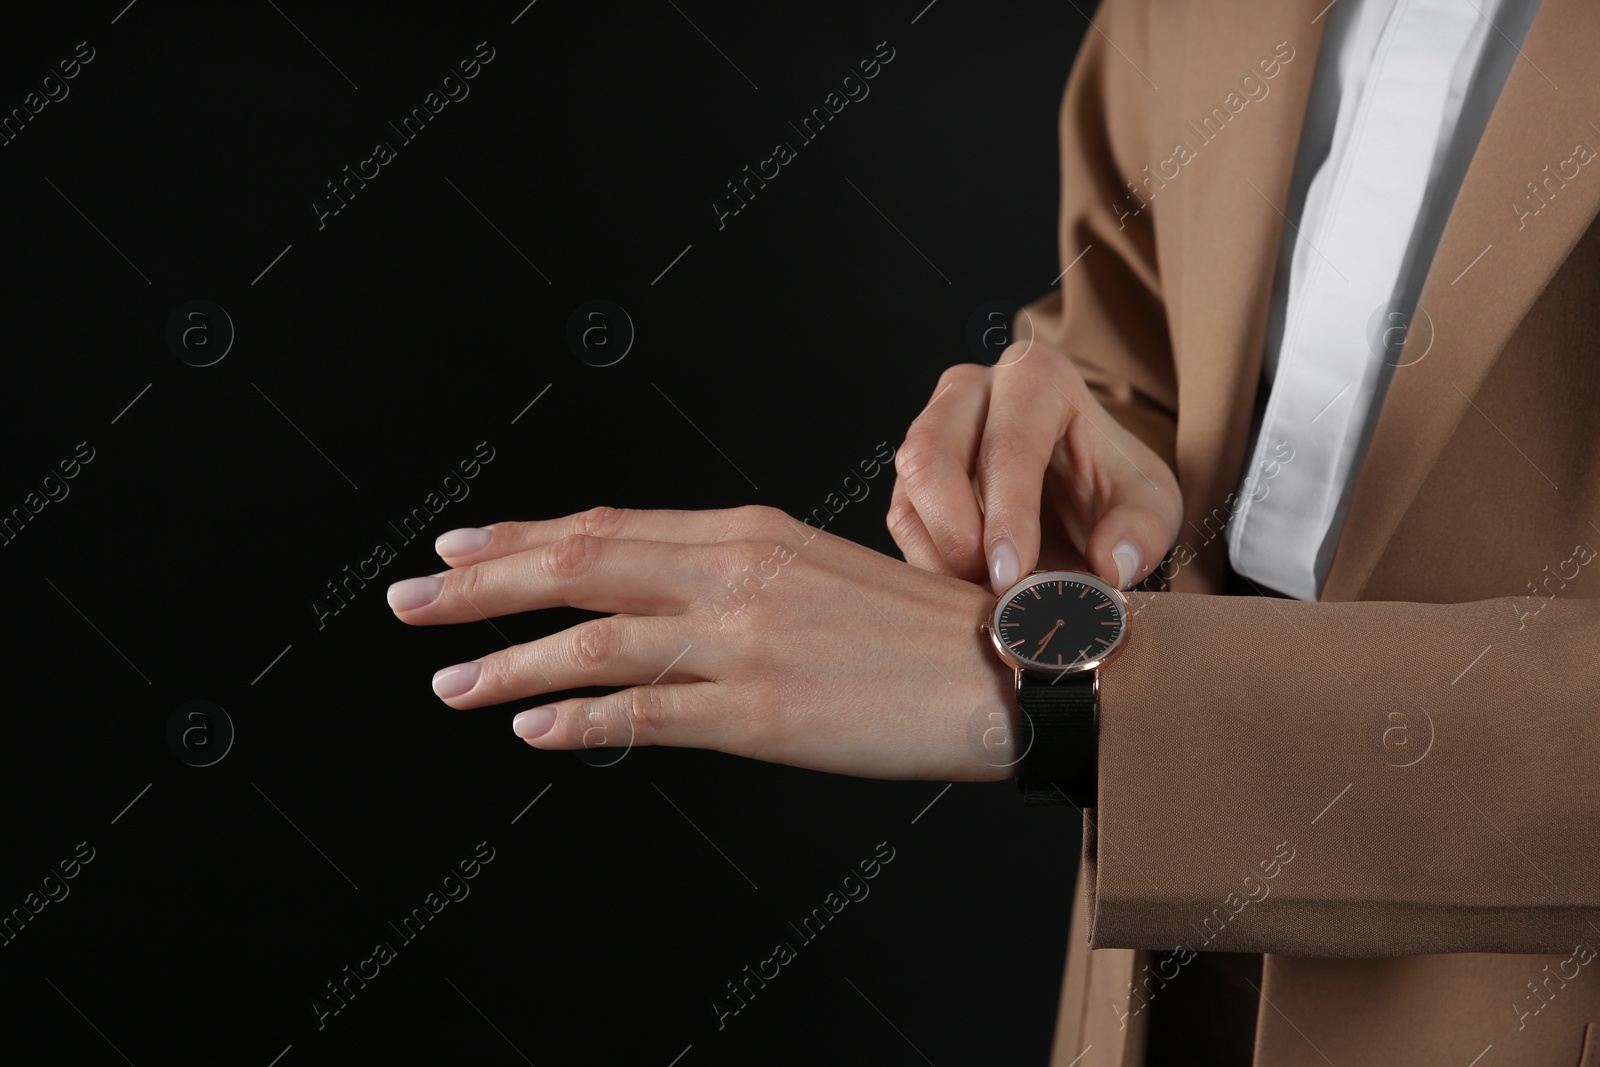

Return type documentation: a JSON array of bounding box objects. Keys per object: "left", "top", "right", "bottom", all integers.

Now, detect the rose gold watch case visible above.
[{"left": 980, "top": 569, "right": 1132, "bottom": 678}]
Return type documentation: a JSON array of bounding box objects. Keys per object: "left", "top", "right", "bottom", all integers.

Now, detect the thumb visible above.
[
  {"left": 1051, "top": 373, "right": 1182, "bottom": 590},
  {"left": 1083, "top": 501, "right": 1180, "bottom": 590}
]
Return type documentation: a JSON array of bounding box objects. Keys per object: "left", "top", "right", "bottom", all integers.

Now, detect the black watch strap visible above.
[{"left": 1015, "top": 671, "right": 1098, "bottom": 808}]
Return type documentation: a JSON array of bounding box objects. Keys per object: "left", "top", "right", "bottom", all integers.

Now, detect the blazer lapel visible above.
[{"left": 1320, "top": 0, "right": 1600, "bottom": 602}]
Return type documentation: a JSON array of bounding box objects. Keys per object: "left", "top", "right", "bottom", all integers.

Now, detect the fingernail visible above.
[
  {"left": 513, "top": 706, "right": 557, "bottom": 740},
  {"left": 1112, "top": 541, "right": 1141, "bottom": 589},
  {"left": 387, "top": 576, "right": 443, "bottom": 611},
  {"left": 432, "top": 661, "right": 482, "bottom": 700},
  {"left": 436, "top": 527, "right": 491, "bottom": 556},
  {"left": 990, "top": 540, "right": 1019, "bottom": 594}
]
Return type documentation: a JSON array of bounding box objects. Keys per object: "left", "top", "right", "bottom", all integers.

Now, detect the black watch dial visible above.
[{"left": 989, "top": 571, "right": 1129, "bottom": 674}]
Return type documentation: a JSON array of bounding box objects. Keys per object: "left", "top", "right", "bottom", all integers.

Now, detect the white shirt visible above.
[{"left": 1226, "top": 0, "right": 1542, "bottom": 601}]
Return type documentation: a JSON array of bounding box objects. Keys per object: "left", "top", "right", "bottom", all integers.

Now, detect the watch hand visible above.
[{"left": 1034, "top": 618, "right": 1065, "bottom": 655}]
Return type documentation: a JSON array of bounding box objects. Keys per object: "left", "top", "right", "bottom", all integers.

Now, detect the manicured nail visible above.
[
  {"left": 990, "top": 540, "right": 1019, "bottom": 594},
  {"left": 1112, "top": 541, "right": 1141, "bottom": 589},
  {"left": 432, "top": 661, "right": 482, "bottom": 700},
  {"left": 436, "top": 527, "right": 491, "bottom": 556},
  {"left": 387, "top": 576, "right": 443, "bottom": 611},
  {"left": 513, "top": 706, "right": 557, "bottom": 740}
]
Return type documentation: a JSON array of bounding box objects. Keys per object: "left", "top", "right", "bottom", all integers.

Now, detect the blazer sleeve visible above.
[
  {"left": 1085, "top": 588, "right": 1600, "bottom": 957},
  {"left": 1016, "top": 0, "right": 1178, "bottom": 476}
]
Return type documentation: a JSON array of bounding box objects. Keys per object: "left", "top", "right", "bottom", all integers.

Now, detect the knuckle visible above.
[
  {"left": 572, "top": 617, "right": 623, "bottom": 670},
  {"left": 1052, "top": 360, "right": 1091, "bottom": 401},
  {"left": 544, "top": 705, "right": 581, "bottom": 747},
  {"left": 545, "top": 533, "right": 601, "bottom": 579},
  {"left": 733, "top": 503, "right": 787, "bottom": 535},
  {"left": 982, "top": 428, "right": 1033, "bottom": 468},
  {"left": 619, "top": 685, "right": 666, "bottom": 732},
  {"left": 448, "top": 563, "right": 488, "bottom": 605},
  {"left": 576, "top": 505, "right": 628, "bottom": 539},
  {"left": 946, "top": 528, "right": 984, "bottom": 566},
  {"left": 574, "top": 702, "right": 615, "bottom": 748},
  {"left": 893, "top": 433, "right": 943, "bottom": 487},
  {"left": 885, "top": 497, "right": 921, "bottom": 542},
  {"left": 473, "top": 650, "right": 514, "bottom": 695},
  {"left": 997, "top": 337, "right": 1033, "bottom": 365},
  {"left": 936, "top": 362, "right": 988, "bottom": 390}
]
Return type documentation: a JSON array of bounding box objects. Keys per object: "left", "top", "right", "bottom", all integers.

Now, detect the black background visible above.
[{"left": 0, "top": 1, "right": 1089, "bottom": 1063}]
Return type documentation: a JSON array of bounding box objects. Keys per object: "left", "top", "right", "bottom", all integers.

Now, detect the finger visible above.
[
  {"left": 387, "top": 535, "right": 714, "bottom": 624},
  {"left": 435, "top": 505, "right": 790, "bottom": 566},
  {"left": 431, "top": 615, "right": 705, "bottom": 710},
  {"left": 1055, "top": 401, "right": 1183, "bottom": 590},
  {"left": 975, "top": 347, "right": 1070, "bottom": 593},
  {"left": 893, "top": 366, "right": 992, "bottom": 581},
  {"left": 1083, "top": 502, "right": 1177, "bottom": 589},
  {"left": 1035, "top": 477, "right": 1092, "bottom": 572},
  {"left": 885, "top": 478, "right": 958, "bottom": 575},
  {"left": 509, "top": 681, "right": 726, "bottom": 752}
]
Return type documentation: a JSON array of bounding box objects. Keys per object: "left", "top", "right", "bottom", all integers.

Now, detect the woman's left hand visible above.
[{"left": 386, "top": 505, "right": 1018, "bottom": 782}]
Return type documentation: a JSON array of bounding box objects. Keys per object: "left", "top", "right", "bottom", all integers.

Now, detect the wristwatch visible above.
[{"left": 981, "top": 569, "right": 1132, "bottom": 807}]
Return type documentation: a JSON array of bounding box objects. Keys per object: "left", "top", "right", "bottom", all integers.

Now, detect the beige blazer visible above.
[{"left": 1026, "top": 1, "right": 1600, "bottom": 1063}]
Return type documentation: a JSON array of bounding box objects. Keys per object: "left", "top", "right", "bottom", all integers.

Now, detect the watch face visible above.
[{"left": 988, "top": 571, "right": 1130, "bottom": 675}]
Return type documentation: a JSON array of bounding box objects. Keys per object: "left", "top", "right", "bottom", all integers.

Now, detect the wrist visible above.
[{"left": 950, "top": 582, "right": 1025, "bottom": 783}]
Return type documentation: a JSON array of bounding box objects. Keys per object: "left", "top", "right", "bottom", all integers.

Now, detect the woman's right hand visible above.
[{"left": 886, "top": 341, "right": 1183, "bottom": 594}]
